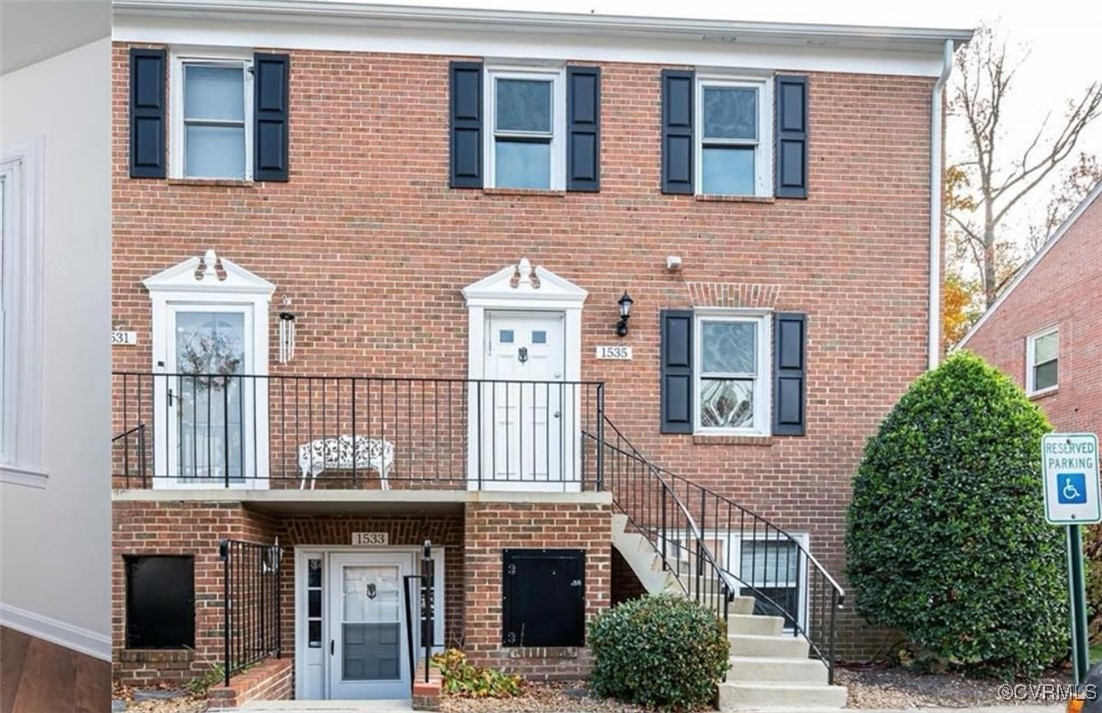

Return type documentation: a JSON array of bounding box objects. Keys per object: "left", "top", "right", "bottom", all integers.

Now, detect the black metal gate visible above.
[{"left": 219, "top": 538, "right": 283, "bottom": 686}]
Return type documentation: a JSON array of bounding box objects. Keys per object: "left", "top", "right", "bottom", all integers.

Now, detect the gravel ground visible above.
[
  {"left": 837, "top": 665, "right": 1072, "bottom": 709},
  {"left": 441, "top": 682, "right": 650, "bottom": 713},
  {"left": 112, "top": 668, "right": 1076, "bottom": 712}
]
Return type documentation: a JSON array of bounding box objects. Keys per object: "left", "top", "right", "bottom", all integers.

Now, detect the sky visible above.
[{"left": 386, "top": 0, "right": 1102, "bottom": 246}]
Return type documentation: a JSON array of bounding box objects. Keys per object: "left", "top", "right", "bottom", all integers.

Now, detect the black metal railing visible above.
[
  {"left": 587, "top": 417, "right": 845, "bottom": 683},
  {"left": 112, "top": 372, "right": 604, "bottom": 490},
  {"left": 219, "top": 539, "right": 283, "bottom": 685}
]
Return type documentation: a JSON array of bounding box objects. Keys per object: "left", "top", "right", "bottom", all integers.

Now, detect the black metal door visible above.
[{"left": 502, "top": 549, "right": 585, "bottom": 647}]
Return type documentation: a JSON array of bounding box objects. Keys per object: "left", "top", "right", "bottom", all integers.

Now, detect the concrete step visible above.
[
  {"left": 611, "top": 513, "right": 628, "bottom": 533},
  {"left": 729, "top": 595, "right": 757, "bottom": 615},
  {"left": 727, "top": 633, "right": 809, "bottom": 658},
  {"left": 727, "top": 614, "right": 784, "bottom": 636},
  {"left": 717, "top": 682, "right": 847, "bottom": 710},
  {"left": 725, "top": 656, "right": 828, "bottom": 684}
]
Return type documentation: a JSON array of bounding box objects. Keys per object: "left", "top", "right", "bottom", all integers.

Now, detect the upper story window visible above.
[
  {"left": 173, "top": 56, "right": 253, "bottom": 180},
  {"left": 129, "top": 49, "right": 289, "bottom": 182},
  {"left": 1026, "top": 327, "right": 1059, "bottom": 395},
  {"left": 694, "top": 312, "right": 771, "bottom": 435},
  {"left": 485, "top": 66, "right": 566, "bottom": 190},
  {"left": 696, "top": 77, "right": 772, "bottom": 197}
]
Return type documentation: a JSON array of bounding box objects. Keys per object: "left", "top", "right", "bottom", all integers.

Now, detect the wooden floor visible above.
[{"left": 0, "top": 626, "right": 109, "bottom": 713}]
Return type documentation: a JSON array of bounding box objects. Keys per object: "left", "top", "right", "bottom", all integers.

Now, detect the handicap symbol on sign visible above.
[{"left": 1057, "top": 472, "right": 1089, "bottom": 505}]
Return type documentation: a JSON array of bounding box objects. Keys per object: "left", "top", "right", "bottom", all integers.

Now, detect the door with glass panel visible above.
[
  {"left": 328, "top": 553, "right": 412, "bottom": 699},
  {"left": 165, "top": 305, "right": 254, "bottom": 485}
]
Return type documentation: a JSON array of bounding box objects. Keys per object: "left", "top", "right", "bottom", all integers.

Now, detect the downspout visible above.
[{"left": 928, "top": 39, "right": 954, "bottom": 369}]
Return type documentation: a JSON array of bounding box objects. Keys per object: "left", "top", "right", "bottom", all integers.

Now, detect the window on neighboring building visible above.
[
  {"left": 486, "top": 67, "right": 565, "bottom": 190},
  {"left": 1027, "top": 327, "right": 1059, "bottom": 395},
  {"left": 694, "top": 312, "right": 771, "bottom": 435},
  {"left": 174, "top": 57, "right": 253, "bottom": 180},
  {"left": 696, "top": 77, "right": 772, "bottom": 196},
  {"left": 125, "top": 556, "right": 195, "bottom": 648}
]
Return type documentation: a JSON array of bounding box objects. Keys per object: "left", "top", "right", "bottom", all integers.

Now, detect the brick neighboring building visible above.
[
  {"left": 109, "top": 1, "right": 969, "bottom": 707},
  {"left": 959, "top": 181, "right": 1101, "bottom": 432}
]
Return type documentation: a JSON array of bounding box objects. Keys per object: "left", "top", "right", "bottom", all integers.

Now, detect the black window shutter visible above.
[
  {"left": 660, "top": 309, "right": 694, "bottom": 433},
  {"left": 450, "top": 61, "right": 483, "bottom": 188},
  {"left": 775, "top": 75, "right": 809, "bottom": 199},
  {"left": 773, "top": 312, "right": 808, "bottom": 436},
  {"left": 661, "top": 69, "right": 694, "bottom": 194},
  {"left": 254, "top": 53, "right": 290, "bottom": 182},
  {"left": 566, "top": 66, "right": 600, "bottom": 192},
  {"left": 129, "top": 48, "right": 166, "bottom": 179}
]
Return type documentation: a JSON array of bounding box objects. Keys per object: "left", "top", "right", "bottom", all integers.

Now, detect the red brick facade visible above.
[
  {"left": 961, "top": 190, "right": 1101, "bottom": 434},
  {"left": 110, "top": 16, "right": 942, "bottom": 694}
]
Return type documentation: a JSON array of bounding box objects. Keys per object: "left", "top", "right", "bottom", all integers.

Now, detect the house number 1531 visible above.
[{"left": 596, "top": 346, "right": 633, "bottom": 360}]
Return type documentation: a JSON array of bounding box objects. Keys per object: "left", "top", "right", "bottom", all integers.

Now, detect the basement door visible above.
[
  {"left": 482, "top": 311, "right": 566, "bottom": 488},
  {"left": 327, "top": 552, "right": 413, "bottom": 699}
]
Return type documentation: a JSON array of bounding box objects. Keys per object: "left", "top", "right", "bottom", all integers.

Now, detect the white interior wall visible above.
[{"left": 0, "top": 37, "right": 112, "bottom": 659}]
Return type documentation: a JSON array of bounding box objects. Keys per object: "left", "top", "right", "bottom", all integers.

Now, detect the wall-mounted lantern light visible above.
[{"left": 616, "top": 291, "right": 634, "bottom": 337}]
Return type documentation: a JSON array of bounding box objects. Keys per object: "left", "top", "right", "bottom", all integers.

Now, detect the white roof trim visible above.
[
  {"left": 463, "top": 257, "right": 588, "bottom": 306},
  {"left": 143, "top": 249, "right": 276, "bottom": 296},
  {"left": 113, "top": 1, "right": 972, "bottom": 51},
  {"left": 957, "top": 180, "right": 1102, "bottom": 349}
]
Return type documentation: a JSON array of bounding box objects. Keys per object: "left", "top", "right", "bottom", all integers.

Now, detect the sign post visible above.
[{"left": 1042, "top": 432, "right": 1100, "bottom": 686}]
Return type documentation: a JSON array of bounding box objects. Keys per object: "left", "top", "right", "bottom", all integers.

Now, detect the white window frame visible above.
[
  {"left": 170, "top": 50, "right": 254, "bottom": 180},
  {"left": 693, "top": 309, "right": 772, "bottom": 436},
  {"left": 0, "top": 138, "right": 46, "bottom": 487},
  {"left": 694, "top": 74, "right": 773, "bottom": 197},
  {"left": 1026, "top": 325, "right": 1059, "bottom": 396},
  {"left": 483, "top": 64, "right": 567, "bottom": 190}
]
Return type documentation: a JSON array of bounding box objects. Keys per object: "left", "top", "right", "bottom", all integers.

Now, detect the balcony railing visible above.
[{"left": 112, "top": 372, "right": 605, "bottom": 491}]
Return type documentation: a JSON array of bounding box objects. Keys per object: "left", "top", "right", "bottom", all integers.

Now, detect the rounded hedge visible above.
[
  {"left": 588, "top": 594, "right": 729, "bottom": 710},
  {"left": 845, "top": 351, "right": 1065, "bottom": 677}
]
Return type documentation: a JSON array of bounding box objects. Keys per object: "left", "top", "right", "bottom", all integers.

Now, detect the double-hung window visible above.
[
  {"left": 1026, "top": 327, "right": 1059, "bottom": 395},
  {"left": 694, "top": 312, "right": 771, "bottom": 434},
  {"left": 696, "top": 77, "right": 772, "bottom": 196},
  {"left": 174, "top": 57, "right": 253, "bottom": 180},
  {"left": 485, "top": 67, "right": 565, "bottom": 190}
]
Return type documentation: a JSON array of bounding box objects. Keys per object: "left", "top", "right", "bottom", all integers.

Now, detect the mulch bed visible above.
[{"left": 838, "top": 662, "right": 1075, "bottom": 708}]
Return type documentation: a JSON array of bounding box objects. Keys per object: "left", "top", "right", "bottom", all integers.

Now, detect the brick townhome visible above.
[
  {"left": 959, "top": 181, "right": 1101, "bottom": 432},
  {"left": 109, "top": 1, "right": 970, "bottom": 708}
]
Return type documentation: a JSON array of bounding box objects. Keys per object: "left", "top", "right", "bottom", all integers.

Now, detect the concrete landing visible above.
[{"left": 237, "top": 701, "right": 413, "bottom": 712}]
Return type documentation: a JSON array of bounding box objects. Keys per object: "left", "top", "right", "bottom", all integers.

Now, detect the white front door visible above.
[
  {"left": 164, "top": 305, "right": 256, "bottom": 486},
  {"left": 328, "top": 552, "right": 412, "bottom": 700},
  {"left": 481, "top": 311, "right": 567, "bottom": 488}
]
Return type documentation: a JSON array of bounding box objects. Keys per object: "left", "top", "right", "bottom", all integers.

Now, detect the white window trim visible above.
[
  {"left": 483, "top": 64, "right": 567, "bottom": 190},
  {"left": 0, "top": 137, "right": 47, "bottom": 488},
  {"left": 694, "top": 74, "right": 773, "bottom": 197},
  {"left": 1026, "top": 325, "right": 1059, "bottom": 396},
  {"left": 170, "top": 49, "right": 254, "bottom": 181},
  {"left": 693, "top": 309, "right": 772, "bottom": 436}
]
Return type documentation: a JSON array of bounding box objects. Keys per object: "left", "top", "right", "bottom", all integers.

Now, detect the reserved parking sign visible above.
[{"left": 1042, "top": 433, "right": 1101, "bottom": 525}]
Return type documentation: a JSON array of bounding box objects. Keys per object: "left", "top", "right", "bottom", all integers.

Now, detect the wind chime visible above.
[{"left": 278, "top": 296, "right": 296, "bottom": 364}]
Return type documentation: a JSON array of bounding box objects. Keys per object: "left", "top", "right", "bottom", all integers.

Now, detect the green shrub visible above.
[
  {"left": 589, "top": 594, "right": 729, "bottom": 710},
  {"left": 430, "top": 648, "right": 522, "bottom": 698},
  {"left": 845, "top": 351, "right": 1065, "bottom": 677}
]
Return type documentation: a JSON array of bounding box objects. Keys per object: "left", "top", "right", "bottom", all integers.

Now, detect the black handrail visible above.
[
  {"left": 112, "top": 372, "right": 604, "bottom": 490},
  {"left": 587, "top": 415, "right": 845, "bottom": 684},
  {"left": 218, "top": 538, "right": 283, "bottom": 685}
]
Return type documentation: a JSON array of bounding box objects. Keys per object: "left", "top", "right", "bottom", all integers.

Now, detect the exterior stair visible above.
[{"left": 611, "top": 514, "right": 847, "bottom": 711}]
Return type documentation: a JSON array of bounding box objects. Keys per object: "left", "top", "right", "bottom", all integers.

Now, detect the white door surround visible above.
[
  {"left": 462, "top": 259, "right": 587, "bottom": 491},
  {"left": 294, "top": 546, "right": 446, "bottom": 701},
  {"left": 144, "top": 250, "right": 275, "bottom": 488}
]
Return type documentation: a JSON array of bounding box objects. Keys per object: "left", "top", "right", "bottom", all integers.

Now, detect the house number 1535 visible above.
[{"left": 596, "top": 346, "right": 633, "bottom": 360}]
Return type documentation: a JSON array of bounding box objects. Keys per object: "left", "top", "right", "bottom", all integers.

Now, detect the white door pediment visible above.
[
  {"left": 143, "top": 249, "right": 275, "bottom": 296},
  {"left": 462, "top": 257, "right": 588, "bottom": 309}
]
